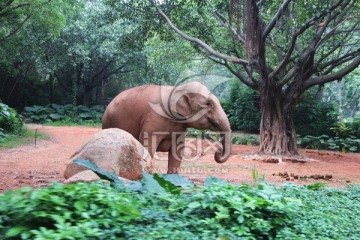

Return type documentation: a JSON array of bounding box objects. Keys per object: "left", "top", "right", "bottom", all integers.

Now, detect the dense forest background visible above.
[{"left": 0, "top": 0, "right": 359, "bottom": 150}]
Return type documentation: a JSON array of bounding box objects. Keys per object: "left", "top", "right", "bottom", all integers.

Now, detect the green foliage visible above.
[
  {"left": 297, "top": 135, "right": 360, "bottom": 153},
  {"left": 223, "top": 81, "right": 260, "bottom": 133},
  {"left": 2, "top": 176, "right": 360, "bottom": 239},
  {"left": 1, "top": 159, "right": 360, "bottom": 239},
  {"left": 0, "top": 1, "right": 83, "bottom": 109},
  {"left": 0, "top": 183, "right": 142, "bottom": 239},
  {"left": 145, "top": 34, "right": 196, "bottom": 84},
  {"left": 251, "top": 166, "right": 265, "bottom": 186},
  {"left": 324, "top": 70, "right": 360, "bottom": 119},
  {"left": 232, "top": 135, "right": 259, "bottom": 146},
  {"left": 294, "top": 90, "right": 338, "bottom": 137},
  {"left": 22, "top": 104, "right": 104, "bottom": 124},
  {"left": 186, "top": 128, "right": 222, "bottom": 141},
  {"left": 0, "top": 180, "right": 300, "bottom": 239},
  {"left": 279, "top": 184, "right": 360, "bottom": 239},
  {"left": 0, "top": 103, "right": 23, "bottom": 137},
  {"left": 0, "top": 0, "right": 80, "bottom": 39},
  {"left": 331, "top": 117, "right": 360, "bottom": 138}
]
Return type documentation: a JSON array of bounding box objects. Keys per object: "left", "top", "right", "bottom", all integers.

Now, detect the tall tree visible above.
[
  {"left": 43, "top": 1, "right": 139, "bottom": 105},
  {"left": 128, "top": 0, "right": 359, "bottom": 156},
  {"left": 0, "top": 0, "right": 81, "bottom": 108}
]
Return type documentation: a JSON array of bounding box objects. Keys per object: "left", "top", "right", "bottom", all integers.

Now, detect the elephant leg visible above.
[
  {"left": 140, "top": 132, "right": 157, "bottom": 158},
  {"left": 167, "top": 133, "right": 185, "bottom": 174}
]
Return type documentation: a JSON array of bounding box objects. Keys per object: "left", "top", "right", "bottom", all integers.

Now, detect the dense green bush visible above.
[
  {"left": 297, "top": 135, "right": 360, "bottom": 153},
  {"left": 22, "top": 104, "right": 104, "bottom": 124},
  {"left": 279, "top": 184, "right": 360, "bottom": 239},
  {"left": 0, "top": 180, "right": 298, "bottom": 239},
  {"left": 0, "top": 102, "right": 23, "bottom": 139},
  {"left": 1, "top": 177, "right": 359, "bottom": 239},
  {"left": 331, "top": 117, "right": 360, "bottom": 138},
  {"left": 294, "top": 90, "right": 338, "bottom": 137},
  {"left": 231, "top": 135, "right": 259, "bottom": 145},
  {"left": 223, "top": 82, "right": 260, "bottom": 133}
]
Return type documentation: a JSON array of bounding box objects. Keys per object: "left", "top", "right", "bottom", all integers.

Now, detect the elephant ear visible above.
[{"left": 169, "top": 88, "right": 193, "bottom": 120}]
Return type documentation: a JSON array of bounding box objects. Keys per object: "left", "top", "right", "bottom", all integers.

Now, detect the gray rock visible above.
[
  {"left": 63, "top": 170, "right": 101, "bottom": 184},
  {"left": 64, "top": 128, "right": 152, "bottom": 181}
]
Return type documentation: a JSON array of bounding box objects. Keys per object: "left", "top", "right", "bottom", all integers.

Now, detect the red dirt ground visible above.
[{"left": 1, "top": 125, "right": 360, "bottom": 193}]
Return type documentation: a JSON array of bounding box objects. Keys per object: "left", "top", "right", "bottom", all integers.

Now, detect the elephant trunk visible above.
[{"left": 214, "top": 119, "right": 232, "bottom": 164}]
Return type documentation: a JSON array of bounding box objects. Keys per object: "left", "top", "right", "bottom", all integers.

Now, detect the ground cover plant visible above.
[
  {"left": 22, "top": 104, "right": 104, "bottom": 125},
  {"left": 297, "top": 135, "right": 360, "bottom": 153},
  {"left": 0, "top": 103, "right": 23, "bottom": 141},
  {"left": 1, "top": 161, "right": 359, "bottom": 240}
]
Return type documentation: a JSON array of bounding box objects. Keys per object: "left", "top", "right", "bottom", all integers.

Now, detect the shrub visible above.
[
  {"left": 0, "top": 102, "right": 23, "bottom": 136},
  {"left": 294, "top": 91, "right": 338, "bottom": 137},
  {"left": 331, "top": 117, "right": 360, "bottom": 138},
  {"left": 1, "top": 176, "right": 359, "bottom": 239},
  {"left": 279, "top": 184, "right": 360, "bottom": 239},
  {"left": 0, "top": 183, "right": 142, "bottom": 239},
  {"left": 297, "top": 135, "right": 360, "bottom": 153},
  {"left": 22, "top": 104, "right": 104, "bottom": 124},
  {"left": 223, "top": 82, "right": 260, "bottom": 133},
  {"left": 0, "top": 180, "right": 299, "bottom": 239},
  {"left": 1, "top": 160, "right": 360, "bottom": 240},
  {"left": 232, "top": 135, "right": 259, "bottom": 145}
]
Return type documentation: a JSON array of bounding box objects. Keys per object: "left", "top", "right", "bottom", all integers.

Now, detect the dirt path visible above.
[{"left": 1, "top": 125, "right": 360, "bottom": 192}]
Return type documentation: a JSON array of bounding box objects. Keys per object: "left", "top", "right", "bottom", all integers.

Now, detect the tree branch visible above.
[
  {"left": 321, "top": 50, "right": 360, "bottom": 75},
  {"left": 304, "top": 56, "right": 360, "bottom": 90},
  {"left": 262, "top": 0, "right": 292, "bottom": 39},
  {"left": 270, "top": 20, "right": 316, "bottom": 80},
  {"left": 223, "top": 61, "right": 258, "bottom": 89},
  {"left": 148, "top": 0, "right": 248, "bottom": 65},
  {"left": 317, "top": 26, "right": 356, "bottom": 64},
  {"left": 209, "top": 56, "right": 256, "bottom": 88},
  {"left": 1, "top": 15, "right": 31, "bottom": 40},
  {"left": 0, "top": 3, "right": 30, "bottom": 17},
  {"left": 205, "top": 0, "right": 245, "bottom": 43}
]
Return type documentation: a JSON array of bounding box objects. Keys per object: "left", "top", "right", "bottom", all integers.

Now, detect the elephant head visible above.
[{"left": 152, "top": 81, "right": 232, "bottom": 163}]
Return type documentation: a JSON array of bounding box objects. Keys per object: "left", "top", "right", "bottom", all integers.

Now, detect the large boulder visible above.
[
  {"left": 64, "top": 170, "right": 131, "bottom": 184},
  {"left": 64, "top": 128, "right": 152, "bottom": 182}
]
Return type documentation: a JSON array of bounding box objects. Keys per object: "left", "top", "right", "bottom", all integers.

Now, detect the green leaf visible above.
[
  {"left": 349, "top": 146, "right": 358, "bottom": 152},
  {"left": 159, "top": 174, "right": 194, "bottom": 188},
  {"left": 73, "top": 159, "right": 122, "bottom": 184},
  {"left": 141, "top": 172, "right": 167, "bottom": 194},
  {"left": 6, "top": 226, "right": 29, "bottom": 237},
  {"left": 49, "top": 113, "right": 63, "bottom": 120},
  {"left": 153, "top": 174, "right": 181, "bottom": 194},
  {"left": 79, "top": 112, "right": 92, "bottom": 119},
  {"left": 205, "top": 176, "right": 227, "bottom": 186}
]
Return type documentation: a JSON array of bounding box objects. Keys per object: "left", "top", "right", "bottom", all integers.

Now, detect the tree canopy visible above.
[{"left": 120, "top": 0, "right": 360, "bottom": 155}]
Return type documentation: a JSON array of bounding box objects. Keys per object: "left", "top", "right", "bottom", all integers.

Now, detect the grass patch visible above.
[
  {"left": 43, "top": 120, "right": 101, "bottom": 127},
  {"left": 0, "top": 127, "right": 48, "bottom": 149}
]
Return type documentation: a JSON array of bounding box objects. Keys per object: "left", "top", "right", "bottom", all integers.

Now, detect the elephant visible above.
[{"left": 102, "top": 81, "right": 231, "bottom": 173}]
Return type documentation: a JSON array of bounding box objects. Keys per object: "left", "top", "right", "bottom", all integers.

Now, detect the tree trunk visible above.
[
  {"left": 258, "top": 85, "right": 298, "bottom": 156},
  {"left": 49, "top": 73, "right": 55, "bottom": 103}
]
